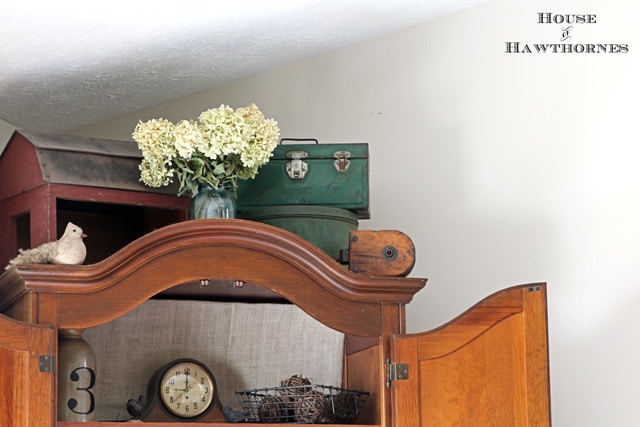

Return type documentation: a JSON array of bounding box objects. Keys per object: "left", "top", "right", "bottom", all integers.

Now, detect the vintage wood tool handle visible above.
[{"left": 348, "top": 230, "right": 416, "bottom": 277}]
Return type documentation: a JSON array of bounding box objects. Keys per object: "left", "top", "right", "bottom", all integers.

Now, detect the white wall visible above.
[{"left": 75, "top": 0, "right": 640, "bottom": 425}]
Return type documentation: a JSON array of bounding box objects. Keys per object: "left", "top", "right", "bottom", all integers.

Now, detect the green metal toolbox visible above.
[
  {"left": 236, "top": 140, "right": 370, "bottom": 218},
  {"left": 238, "top": 205, "right": 359, "bottom": 260}
]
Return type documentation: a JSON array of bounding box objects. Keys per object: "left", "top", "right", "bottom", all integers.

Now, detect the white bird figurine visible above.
[{"left": 5, "top": 222, "right": 88, "bottom": 270}]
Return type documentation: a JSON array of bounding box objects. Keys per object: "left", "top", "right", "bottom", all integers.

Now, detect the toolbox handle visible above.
[{"left": 279, "top": 138, "right": 318, "bottom": 145}]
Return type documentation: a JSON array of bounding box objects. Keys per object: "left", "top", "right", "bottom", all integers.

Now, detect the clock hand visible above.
[{"left": 172, "top": 389, "right": 186, "bottom": 402}]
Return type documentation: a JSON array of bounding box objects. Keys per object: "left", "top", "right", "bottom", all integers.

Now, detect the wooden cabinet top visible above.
[{"left": 0, "top": 219, "right": 427, "bottom": 336}]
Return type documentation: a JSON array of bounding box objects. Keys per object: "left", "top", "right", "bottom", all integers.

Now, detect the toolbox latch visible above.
[
  {"left": 334, "top": 150, "right": 351, "bottom": 172},
  {"left": 286, "top": 150, "right": 309, "bottom": 180}
]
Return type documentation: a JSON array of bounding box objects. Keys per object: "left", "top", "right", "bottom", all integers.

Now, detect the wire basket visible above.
[{"left": 236, "top": 384, "right": 369, "bottom": 424}]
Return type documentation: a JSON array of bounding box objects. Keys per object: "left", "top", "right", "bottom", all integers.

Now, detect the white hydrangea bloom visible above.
[
  {"left": 132, "top": 104, "right": 280, "bottom": 196},
  {"left": 173, "top": 120, "right": 202, "bottom": 159}
]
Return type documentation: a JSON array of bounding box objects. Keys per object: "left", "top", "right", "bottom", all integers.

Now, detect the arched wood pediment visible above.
[{"left": 1, "top": 220, "right": 426, "bottom": 336}]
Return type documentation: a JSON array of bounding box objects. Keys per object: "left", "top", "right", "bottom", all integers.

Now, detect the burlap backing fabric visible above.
[{"left": 84, "top": 300, "right": 344, "bottom": 421}]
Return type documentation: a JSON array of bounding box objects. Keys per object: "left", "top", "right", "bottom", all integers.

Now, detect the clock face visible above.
[{"left": 158, "top": 359, "right": 216, "bottom": 418}]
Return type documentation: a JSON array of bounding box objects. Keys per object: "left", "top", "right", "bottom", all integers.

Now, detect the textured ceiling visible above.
[{"left": 1, "top": 0, "right": 486, "bottom": 134}]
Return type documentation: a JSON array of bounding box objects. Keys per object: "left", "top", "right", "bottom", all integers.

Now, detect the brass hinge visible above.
[
  {"left": 386, "top": 358, "right": 409, "bottom": 387},
  {"left": 39, "top": 355, "right": 55, "bottom": 373}
]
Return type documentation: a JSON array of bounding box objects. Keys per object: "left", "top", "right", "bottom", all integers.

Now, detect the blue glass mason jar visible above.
[{"left": 189, "top": 183, "right": 236, "bottom": 219}]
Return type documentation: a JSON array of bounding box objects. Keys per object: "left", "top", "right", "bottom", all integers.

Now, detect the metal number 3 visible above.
[{"left": 67, "top": 366, "right": 96, "bottom": 415}]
